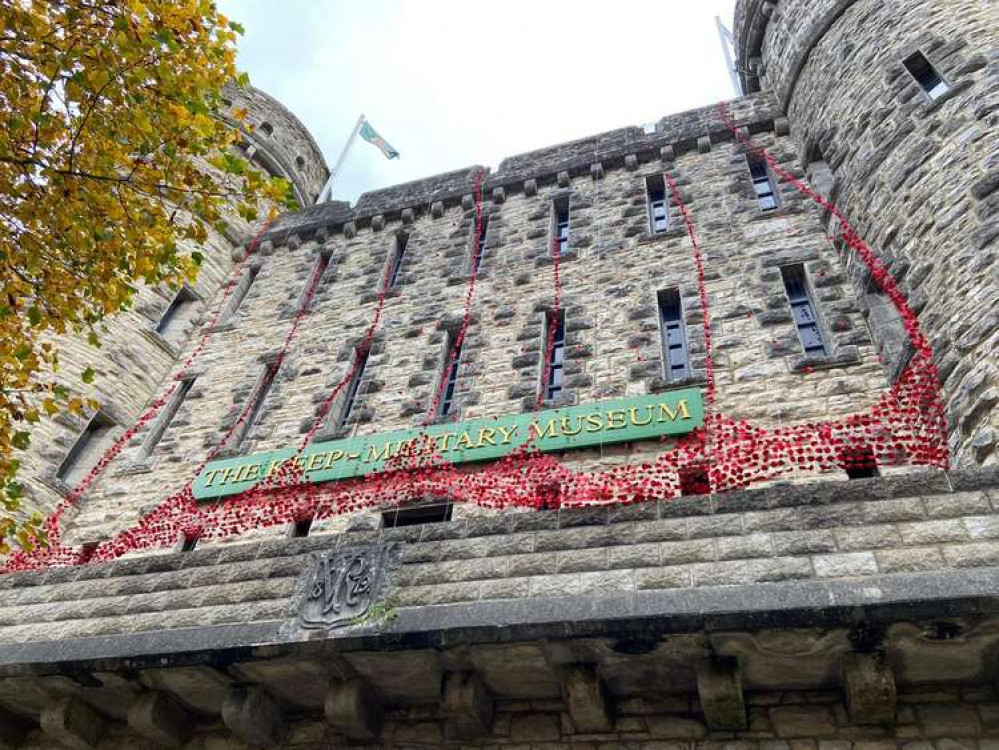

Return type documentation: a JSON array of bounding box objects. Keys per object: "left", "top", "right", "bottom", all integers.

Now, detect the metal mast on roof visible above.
[
  {"left": 716, "top": 16, "right": 744, "bottom": 98},
  {"left": 316, "top": 113, "right": 365, "bottom": 204}
]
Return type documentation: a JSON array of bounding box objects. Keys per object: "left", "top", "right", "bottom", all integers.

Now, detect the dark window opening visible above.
[
  {"left": 903, "top": 51, "right": 950, "bottom": 100},
  {"left": 156, "top": 286, "right": 197, "bottom": 337},
  {"left": 338, "top": 347, "right": 370, "bottom": 431},
  {"left": 679, "top": 466, "right": 710, "bottom": 496},
  {"left": 78, "top": 542, "right": 99, "bottom": 564},
  {"left": 57, "top": 412, "right": 116, "bottom": 485},
  {"left": 388, "top": 234, "right": 408, "bottom": 288},
  {"left": 180, "top": 533, "right": 199, "bottom": 552},
  {"left": 295, "top": 155, "right": 306, "bottom": 169},
  {"left": 841, "top": 445, "right": 879, "bottom": 479},
  {"left": 292, "top": 516, "right": 314, "bottom": 538},
  {"left": 471, "top": 215, "right": 489, "bottom": 273},
  {"left": 658, "top": 289, "right": 690, "bottom": 382},
  {"left": 552, "top": 197, "right": 570, "bottom": 255},
  {"left": 222, "top": 266, "right": 259, "bottom": 324},
  {"left": 438, "top": 334, "right": 463, "bottom": 417},
  {"left": 748, "top": 156, "right": 779, "bottom": 212},
  {"left": 140, "top": 377, "right": 195, "bottom": 457},
  {"left": 236, "top": 361, "right": 279, "bottom": 447},
  {"left": 382, "top": 502, "right": 453, "bottom": 528},
  {"left": 781, "top": 265, "right": 827, "bottom": 357},
  {"left": 259, "top": 121, "right": 274, "bottom": 136},
  {"left": 646, "top": 174, "right": 669, "bottom": 233},
  {"left": 299, "top": 253, "right": 331, "bottom": 309},
  {"left": 543, "top": 310, "right": 566, "bottom": 401}
]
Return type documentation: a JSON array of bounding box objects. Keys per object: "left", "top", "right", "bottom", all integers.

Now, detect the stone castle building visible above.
[{"left": 1, "top": 0, "right": 997, "bottom": 748}]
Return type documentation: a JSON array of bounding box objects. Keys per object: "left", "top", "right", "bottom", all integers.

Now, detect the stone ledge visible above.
[{"left": 0, "top": 566, "right": 996, "bottom": 672}]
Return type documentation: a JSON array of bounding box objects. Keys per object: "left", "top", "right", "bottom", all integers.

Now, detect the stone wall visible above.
[
  {"left": 734, "top": 0, "right": 999, "bottom": 465},
  {"left": 55, "top": 100, "right": 894, "bottom": 551}
]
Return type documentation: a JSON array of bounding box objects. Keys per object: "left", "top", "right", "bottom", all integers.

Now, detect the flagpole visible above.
[{"left": 316, "top": 113, "right": 365, "bottom": 204}]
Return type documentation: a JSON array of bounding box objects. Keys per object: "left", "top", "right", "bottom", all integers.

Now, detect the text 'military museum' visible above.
[{"left": 3, "top": 0, "right": 999, "bottom": 748}]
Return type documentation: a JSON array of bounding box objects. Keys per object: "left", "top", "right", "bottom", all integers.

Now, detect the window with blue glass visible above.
[
  {"left": 337, "top": 347, "right": 370, "bottom": 431},
  {"left": 552, "top": 197, "right": 569, "bottom": 255},
  {"left": 438, "top": 334, "right": 462, "bottom": 417},
  {"left": 903, "top": 51, "right": 950, "bottom": 100},
  {"left": 471, "top": 215, "right": 489, "bottom": 273},
  {"left": 543, "top": 310, "right": 566, "bottom": 400},
  {"left": 748, "top": 155, "right": 779, "bottom": 212},
  {"left": 658, "top": 288, "right": 690, "bottom": 381},
  {"left": 387, "top": 233, "right": 408, "bottom": 288},
  {"left": 646, "top": 174, "right": 669, "bottom": 233},
  {"left": 781, "top": 265, "right": 827, "bottom": 357}
]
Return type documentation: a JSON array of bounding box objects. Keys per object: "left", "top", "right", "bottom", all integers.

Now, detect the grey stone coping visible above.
[
  {"left": 256, "top": 92, "right": 781, "bottom": 246},
  {"left": 2, "top": 465, "right": 995, "bottom": 592},
  {"left": 0, "top": 566, "right": 996, "bottom": 675}
]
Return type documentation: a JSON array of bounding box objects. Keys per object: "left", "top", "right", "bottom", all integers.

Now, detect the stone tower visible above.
[
  {"left": 735, "top": 0, "right": 999, "bottom": 466},
  {"left": 13, "top": 85, "right": 328, "bottom": 523}
]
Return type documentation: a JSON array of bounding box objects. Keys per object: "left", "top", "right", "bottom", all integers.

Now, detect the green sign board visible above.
[{"left": 192, "top": 389, "right": 703, "bottom": 500}]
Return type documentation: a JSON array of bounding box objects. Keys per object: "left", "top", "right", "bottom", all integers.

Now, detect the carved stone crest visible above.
[{"left": 290, "top": 544, "right": 398, "bottom": 631}]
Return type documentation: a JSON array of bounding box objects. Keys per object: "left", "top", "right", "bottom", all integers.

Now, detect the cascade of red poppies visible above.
[{"left": 5, "top": 112, "right": 949, "bottom": 571}]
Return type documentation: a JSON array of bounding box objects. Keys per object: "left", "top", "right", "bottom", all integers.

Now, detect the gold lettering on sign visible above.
[
  {"left": 476, "top": 428, "right": 497, "bottom": 447},
  {"left": 496, "top": 425, "right": 519, "bottom": 444},
  {"left": 203, "top": 468, "right": 222, "bottom": 487},
  {"left": 323, "top": 450, "right": 344, "bottom": 468},
  {"left": 630, "top": 405, "right": 654, "bottom": 426},
  {"left": 658, "top": 400, "right": 691, "bottom": 422},
  {"left": 364, "top": 443, "right": 392, "bottom": 463},
  {"left": 606, "top": 409, "right": 627, "bottom": 429},
  {"left": 530, "top": 418, "right": 559, "bottom": 439},
  {"left": 304, "top": 453, "right": 327, "bottom": 472},
  {"left": 560, "top": 416, "right": 583, "bottom": 436},
  {"left": 584, "top": 413, "right": 603, "bottom": 432},
  {"left": 243, "top": 464, "right": 261, "bottom": 482},
  {"left": 454, "top": 432, "right": 474, "bottom": 450}
]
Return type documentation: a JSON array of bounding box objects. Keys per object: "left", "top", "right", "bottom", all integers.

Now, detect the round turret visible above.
[
  {"left": 736, "top": 0, "right": 999, "bottom": 466},
  {"left": 220, "top": 83, "right": 330, "bottom": 207}
]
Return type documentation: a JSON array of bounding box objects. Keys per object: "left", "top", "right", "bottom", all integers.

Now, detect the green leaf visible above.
[
  {"left": 11, "top": 432, "right": 30, "bottom": 451},
  {"left": 27, "top": 306, "right": 42, "bottom": 326},
  {"left": 81, "top": 367, "right": 96, "bottom": 384},
  {"left": 229, "top": 21, "right": 245, "bottom": 34},
  {"left": 191, "top": 251, "right": 204, "bottom": 266}
]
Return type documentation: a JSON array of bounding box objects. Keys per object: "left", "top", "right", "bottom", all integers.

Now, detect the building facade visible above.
[{"left": 0, "top": 1, "right": 997, "bottom": 748}]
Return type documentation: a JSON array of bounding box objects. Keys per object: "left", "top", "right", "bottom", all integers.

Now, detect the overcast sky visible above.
[{"left": 218, "top": 0, "right": 740, "bottom": 204}]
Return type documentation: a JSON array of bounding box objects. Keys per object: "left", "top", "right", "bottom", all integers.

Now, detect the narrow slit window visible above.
[
  {"left": 235, "top": 361, "right": 279, "bottom": 448},
  {"left": 180, "top": 533, "right": 199, "bottom": 552},
  {"left": 552, "top": 197, "right": 570, "bottom": 256},
  {"left": 57, "top": 412, "right": 116, "bottom": 486},
  {"left": 338, "top": 347, "right": 370, "bottom": 431},
  {"left": 841, "top": 445, "right": 879, "bottom": 480},
  {"left": 543, "top": 310, "right": 566, "bottom": 401},
  {"left": 387, "top": 234, "right": 408, "bottom": 288},
  {"left": 658, "top": 289, "right": 690, "bottom": 382},
  {"left": 221, "top": 266, "right": 259, "bottom": 324},
  {"left": 748, "top": 156, "right": 779, "bottom": 212},
  {"left": 292, "top": 516, "right": 314, "bottom": 538},
  {"left": 646, "top": 174, "right": 669, "bottom": 234},
  {"left": 155, "top": 286, "right": 197, "bottom": 339},
  {"left": 438, "top": 334, "right": 463, "bottom": 417},
  {"left": 298, "top": 252, "right": 331, "bottom": 310},
  {"left": 471, "top": 215, "right": 489, "bottom": 273},
  {"left": 781, "top": 265, "right": 828, "bottom": 357},
  {"left": 138, "top": 377, "right": 195, "bottom": 459},
  {"left": 382, "top": 502, "right": 453, "bottom": 528},
  {"left": 903, "top": 51, "right": 950, "bottom": 100}
]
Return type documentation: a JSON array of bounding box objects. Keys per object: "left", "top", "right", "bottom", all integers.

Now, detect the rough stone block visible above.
[
  {"left": 325, "top": 680, "right": 382, "bottom": 741},
  {"left": 40, "top": 697, "right": 105, "bottom": 750},
  {"left": 430, "top": 201, "right": 444, "bottom": 218},
  {"left": 775, "top": 117, "right": 790, "bottom": 136},
  {"left": 127, "top": 691, "right": 193, "bottom": 748},
  {"left": 698, "top": 136, "right": 712, "bottom": 153},
  {"left": 696, "top": 656, "right": 747, "bottom": 730},
  {"left": 343, "top": 220, "right": 357, "bottom": 239},
  {"left": 561, "top": 664, "right": 613, "bottom": 733},
  {"left": 842, "top": 653, "right": 896, "bottom": 725},
  {"left": 590, "top": 162, "right": 605, "bottom": 180},
  {"left": 660, "top": 145, "right": 675, "bottom": 162},
  {"left": 443, "top": 672, "right": 493, "bottom": 740},
  {"left": 557, "top": 171, "right": 570, "bottom": 188},
  {"left": 221, "top": 685, "right": 285, "bottom": 748},
  {"left": 370, "top": 214, "right": 385, "bottom": 231},
  {"left": 492, "top": 186, "right": 506, "bottom": 204},
  {"left": 461, "top": 194, "right": 474, "bottom": 210},
  {"left": 524, "top": 178, "right": 538, "bottom": 196},
  {"left": 625, "top": 154, "right": 639, "bottom": 171},
  {"left": 400, "top": 207, "right": 414, "bottom": 224}
]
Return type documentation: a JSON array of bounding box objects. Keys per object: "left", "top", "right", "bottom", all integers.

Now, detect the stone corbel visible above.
[{"left": 696, "top": 656, "right": 747, "bottom": 730}]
